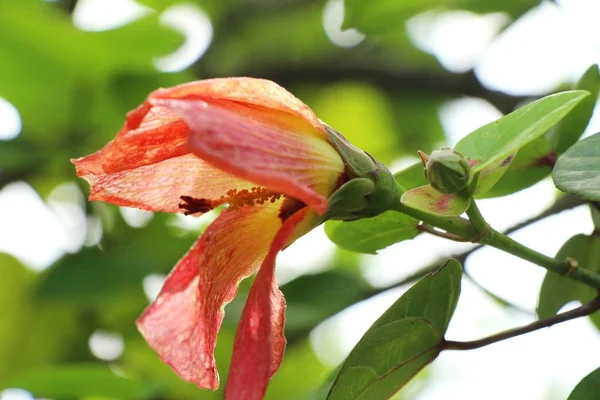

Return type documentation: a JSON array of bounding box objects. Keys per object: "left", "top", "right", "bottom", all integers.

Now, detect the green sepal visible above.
[
  {"left": 324, "top": 123, "right": 401, "bottom": 220},
  {"left": 324, "top": 178, "right": 375, "bottom": 221},
  {"left": 323, "top": 122, "right": 377, "bottom": 178}
]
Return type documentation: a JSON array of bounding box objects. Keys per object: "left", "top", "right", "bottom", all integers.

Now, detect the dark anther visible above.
[{"left": 179, "top": 195, "right": 214, "bottom": 215}]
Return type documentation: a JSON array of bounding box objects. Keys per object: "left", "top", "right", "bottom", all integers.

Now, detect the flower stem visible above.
[
  {"left": 465, "top": 199, "right": 600, "bottom": 289},
  {"left": 393, "top": 201, "right": 476, "bottom": 239},
  {"left": 393, "top": 190, "right": 600, "bottom": 289},
  {"left": 465, "top": 200, "right": 489, "bottom": 234},
  {"left": 417, "top": 224, "right": 470, "bottom": 242}
]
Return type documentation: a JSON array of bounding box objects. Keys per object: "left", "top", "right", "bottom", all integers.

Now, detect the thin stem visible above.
[
  {"left": 465, "top": 199, "right": 600, "bottom": 287},
  {"left": 466, "top": 200, "right": 490, "bottom": 234},
  {"left": 442, "top": 296, "right": 600, "bottom": 351},
  {"left": 393, "top": 193, "right": 600, "bottom": 289},
  {"left": 417, "top": 224, "right": 470, "bottom": 242},
  {"left": 482, "top": 230, "right": 600, "bottom": 287},
  {"left": 364, "top": 195, "right": 586, "bottom": 302},
  {"left": 392, "top": 198, "right": 476, "bottom": 241}
]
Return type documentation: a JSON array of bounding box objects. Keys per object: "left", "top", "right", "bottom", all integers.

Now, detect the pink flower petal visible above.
[
  {"left": 156, "top": 99, "right": 344, "bottom": 214},
  {"left": 224, "top": 208, "right": 310, "bottom": 400},
  {"left": 81, "top": 154, "right": 252, "bottom": 213},
  {"left": 137, "top": 201, "right": 285, "bottom": 389},
  {"left": 151, "top": 78, "right": 325, "bottom": 135},
  {"left": 73, "top": 104, "right": 189, "bottom": 176}
]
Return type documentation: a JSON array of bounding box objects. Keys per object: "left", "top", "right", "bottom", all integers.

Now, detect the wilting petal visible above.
[
  {"left": 156, "top": 99, "right": 344, "bottom": 214},
  {"left": 137, "top": 201, "right": 285, "bottom": 389},
  {"left": 225, "top": 208, "right": 311, "bottom": 400},
  {"left": 72, "top": 104, "right": 189, "bottom": 176},
  {"left": 150, "top": 78, "right": 325, "bottom": 136},
  {"left": 80, "top": 154, "right": 253, "bottom": 213}
]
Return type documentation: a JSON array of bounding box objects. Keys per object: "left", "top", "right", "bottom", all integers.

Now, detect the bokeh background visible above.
[{"left": 2, "top": 0, "right": 600, "bottom": 399}]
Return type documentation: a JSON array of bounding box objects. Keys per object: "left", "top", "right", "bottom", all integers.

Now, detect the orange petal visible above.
[
  {"left": 79, "top": 154, "right": 252, "bottom": 213},
  {"left": 136, "top": 201, "right": 285, "bottom": 389},
  {"left": 224, "top": 208, "right": 310, "bottom": 400},
  {"left": 72, "top": 103, "right": 189, "bottom": 176},
  {"left": 150, "top": 78, "right": 325, "bottom": 135},
  {"left": 155, "top": 99, "right": 344, "bottom": 214}
]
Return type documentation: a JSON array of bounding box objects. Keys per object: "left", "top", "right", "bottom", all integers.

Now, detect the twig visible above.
[
  {"left": 417, "top": 224, "right": 470, "bottom": 242},
  {"left": 441, "top": 296, "right": 600, "bottom": 351},
  {"left": 363, "top": 194, "right": 586, "bottom": 300}
]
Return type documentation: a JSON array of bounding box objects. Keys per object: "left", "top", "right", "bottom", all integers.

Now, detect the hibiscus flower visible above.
[{"left": 72, "top": 78, "right": 350, "bottom": 399}]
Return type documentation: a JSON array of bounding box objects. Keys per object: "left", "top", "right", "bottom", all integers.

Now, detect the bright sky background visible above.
[{"left": 3, "top": 0, "right": 600, "bottom": 399}]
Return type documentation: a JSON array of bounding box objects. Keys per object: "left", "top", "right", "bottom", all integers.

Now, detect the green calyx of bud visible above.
[
  {"left": 322, "top": 123, "right": 400, "bottom": 221},
  {"left": 419, "top": 148, "right": 471, "bottom": 194}
]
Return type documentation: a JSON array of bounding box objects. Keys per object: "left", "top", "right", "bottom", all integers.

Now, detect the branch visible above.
[
  {"left": 363, "top": 194, "right": 587, "bottom": 300},
  {"left": 417, "top": 224, "right": 470, "bottom": 242},
  {"left": 441, "top": 295, "right": 600, "bottom": 351}
]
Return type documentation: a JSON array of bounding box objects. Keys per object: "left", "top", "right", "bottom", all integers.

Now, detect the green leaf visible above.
[
  {"left": 476, "top": 137, "right": 552, "bottom": 198},
  {"left": 328, "top": 318, "right": 439, "bottom": 400},
  {"left": 397, "top": 91, "right": 590, "bottom": 199},
  {"left": 325, "top": 211, "right": 420, "bottom": 254},
  {"left": 328, "top": 259, "right": 462, "bottom": 399},
  {"left": 567, "top": 367, "right": 600, "bottom": 400},
  {"left": 455, "top": 91, "right": 589, "bottom": 174},
  {"left": 472, "top": 153, "right": 516, "bottom": 196},
  {"left": 553, "top": 132, "right": 600, "bottom": 201},
  {"left": 547, "top": 64, "right": 600, "bottom": 154},
  {"left": 401, "top": 185, "right": 471, "bottom": 216},
  {"left": 394, "top": 161, "right": 428, "bottom": 192},
  {"left": 591, "top": 205, "right": 600, "bottom": 231},
  {"left": 537, "top": 234, "right": 600, "bottom": 329},
  {"left": 0, "top": 365, "right": 154, "bottom": 399},
  {"left": 481, "top": 67, "right": 600, "bottom": 198}
]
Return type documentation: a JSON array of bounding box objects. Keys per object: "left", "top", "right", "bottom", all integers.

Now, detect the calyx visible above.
[{"left": 323, "top": 123, "right": 400, "bottom": 221}]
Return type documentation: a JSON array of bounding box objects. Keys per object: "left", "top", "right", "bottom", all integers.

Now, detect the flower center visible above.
[{"left": 179, "top": 187, "right": 283, "bottom": 215}]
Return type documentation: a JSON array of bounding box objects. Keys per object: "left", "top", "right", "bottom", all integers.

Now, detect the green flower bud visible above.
[
  {"left": 323, "top": 123, "right": 400, "bottom": 220},
  {"left": 419, "top": 148, "right": 470, "bottom": 194}
]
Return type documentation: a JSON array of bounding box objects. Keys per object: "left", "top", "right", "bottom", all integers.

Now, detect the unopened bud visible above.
[
  {"left": 419, "top": 148, "right": 470, "bottom": 194},
  {"left": 323, "top": 123, "right": 400, "bottom": 220}
]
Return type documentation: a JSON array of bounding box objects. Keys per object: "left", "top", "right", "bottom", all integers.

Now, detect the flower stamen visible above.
[{"left": 179, "top": 187, "right": 283, "bottom": 215}]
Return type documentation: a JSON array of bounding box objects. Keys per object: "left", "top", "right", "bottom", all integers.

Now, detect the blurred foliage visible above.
[{"left": 1, "top": 0, "right": 599, "bottom": 399}]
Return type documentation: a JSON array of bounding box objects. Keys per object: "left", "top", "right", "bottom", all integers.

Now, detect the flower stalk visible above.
[{"left": 394, "top": 183, "right": 600, "bottom": 289}]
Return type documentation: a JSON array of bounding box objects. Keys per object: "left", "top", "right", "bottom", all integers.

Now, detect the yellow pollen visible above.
[{"left": 179, "top": 187, "right": 282, "bottom": 215}]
